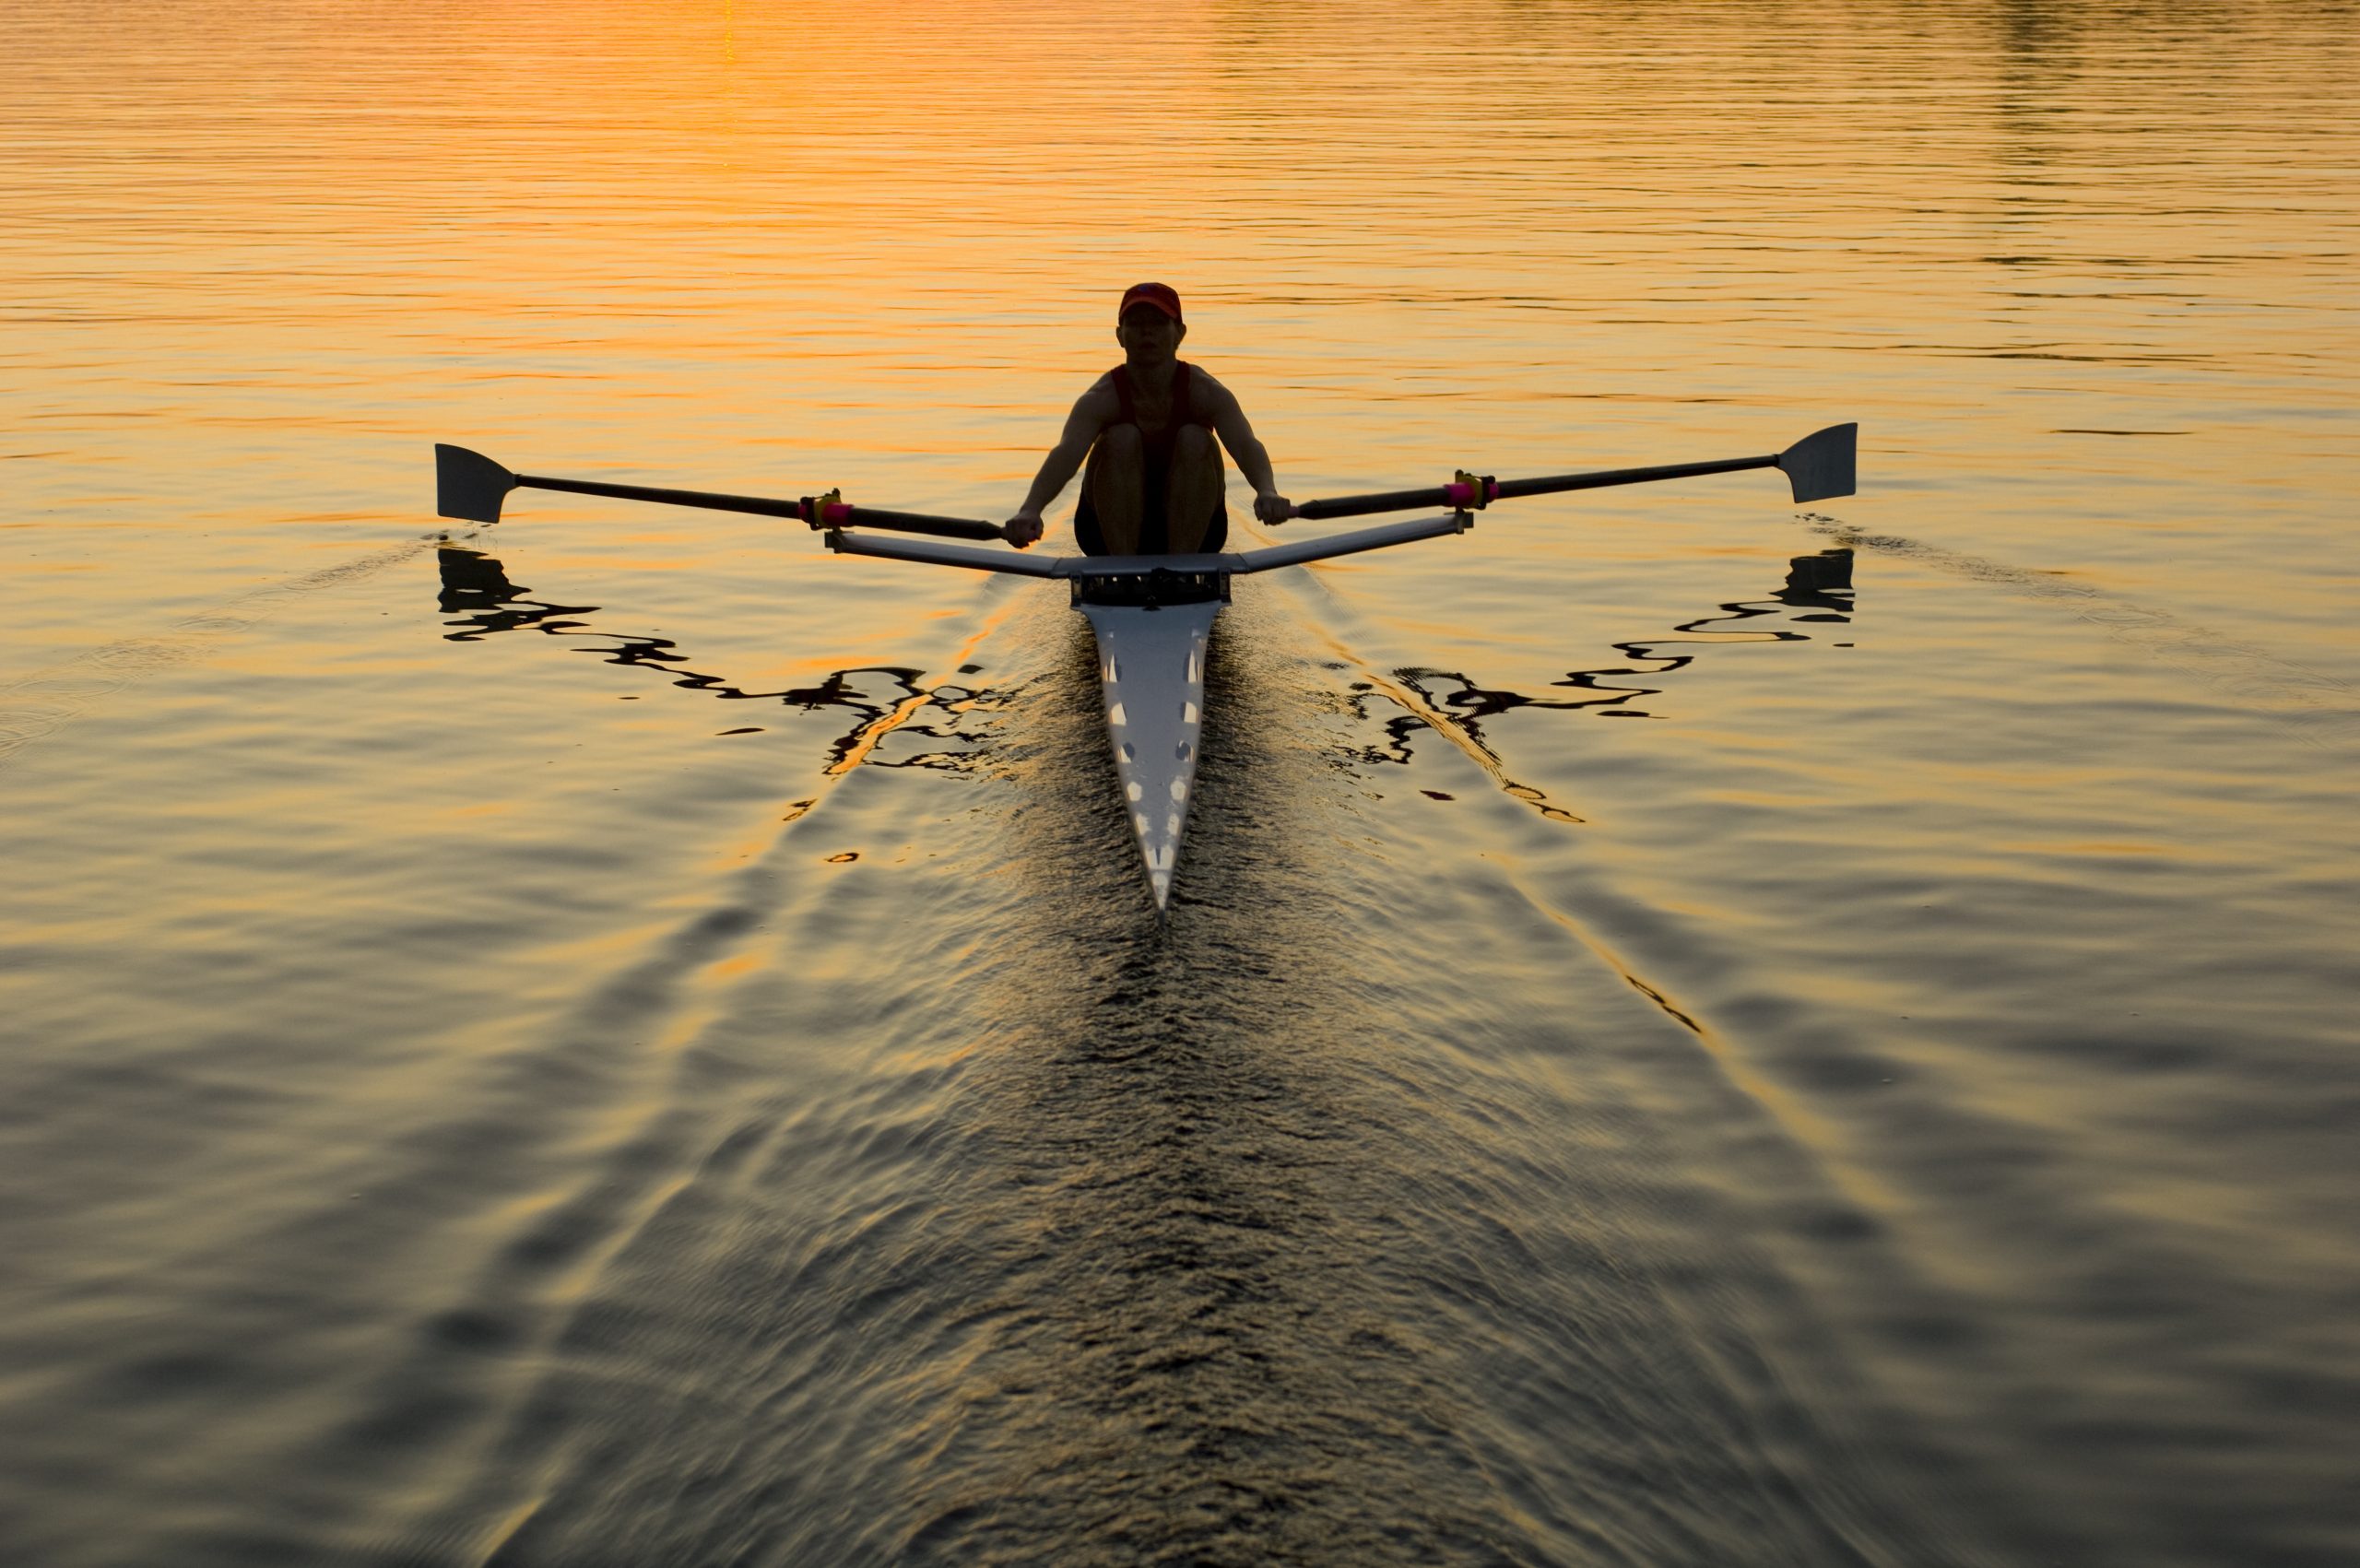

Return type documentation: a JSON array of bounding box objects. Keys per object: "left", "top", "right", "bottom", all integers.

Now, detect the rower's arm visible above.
[
  {"left": 1202, "top": 377, "right": 1292, "bottom": 523},
  {"left": 1015, "top": 384, "right": 1112, "bottom": 519}
]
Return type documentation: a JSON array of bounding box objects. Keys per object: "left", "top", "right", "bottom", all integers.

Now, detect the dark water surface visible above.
[{"left": 4, "top": 3, "right": 2355, "bottom": 1564}]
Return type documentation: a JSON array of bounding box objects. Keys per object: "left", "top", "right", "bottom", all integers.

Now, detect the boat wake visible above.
[
  {"left": 1809, "top": 513, "right": 2357, "bottom": 750},
  {"left": 0, "top": 534, "right": 439, "bottom": 774}
]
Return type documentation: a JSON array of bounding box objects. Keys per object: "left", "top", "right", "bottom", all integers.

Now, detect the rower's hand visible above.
[
  {"left": 1253, "top": 490, "right": 1294, "bottom": 525},
  {"left": 1002, "top": 512, "right": 1044, "bottom": 548}
]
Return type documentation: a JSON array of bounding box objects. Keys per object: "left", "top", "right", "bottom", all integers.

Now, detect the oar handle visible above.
[
  {"left": 846, "top": 508, "right": 1008, "bottom": 543},
  {"left": 514, "top": 473, "right": 1004, "bottom": 542},
  {"left": 1293, "top": 482, "right": 1481, "bottom": 522}
]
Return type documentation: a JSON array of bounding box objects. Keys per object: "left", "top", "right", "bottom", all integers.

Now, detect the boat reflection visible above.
[{"left": 431, "top": 545, "right": 988, "bottom": 773}]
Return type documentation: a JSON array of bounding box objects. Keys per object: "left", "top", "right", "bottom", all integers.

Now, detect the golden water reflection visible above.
[{"left": 3, "top": 3, "right": 2356, "bottom": 1565}]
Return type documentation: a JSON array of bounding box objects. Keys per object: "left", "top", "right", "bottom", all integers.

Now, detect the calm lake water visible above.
[{"left": 4, "top": 3, "right": 2355, "bottom": 1564}]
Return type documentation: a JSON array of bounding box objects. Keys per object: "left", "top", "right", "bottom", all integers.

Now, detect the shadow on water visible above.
[{"left": 828, "top": 606, "right": 1534, "bottom": 1565}]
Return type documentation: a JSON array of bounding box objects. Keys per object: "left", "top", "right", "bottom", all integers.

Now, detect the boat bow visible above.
[{"left": 1079, "top": 597, "right": 1219, "bottom": 913}]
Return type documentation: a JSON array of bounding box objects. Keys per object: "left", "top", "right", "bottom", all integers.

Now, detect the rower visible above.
[{"left": 1003, "top": 283, "right": 1292, "bottom": 552}]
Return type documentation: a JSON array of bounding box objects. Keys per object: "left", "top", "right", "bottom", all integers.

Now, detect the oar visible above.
[
  {"left": 434, "top": 443, "right": 1008, "bottom": 543},
  {"left": 1290, "top": 422, "right": 1856, "bottom": 521}
]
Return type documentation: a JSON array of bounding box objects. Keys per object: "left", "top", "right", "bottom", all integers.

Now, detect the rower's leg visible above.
[
  {"left": 1164, "top": 424, "right": 1223, "bottom": 554},
  {"left": 1086, "top": 425, "right": 1146, "bottom": 555}
]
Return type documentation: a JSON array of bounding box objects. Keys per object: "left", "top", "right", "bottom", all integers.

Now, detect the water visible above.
[{"left": 4, "top": 3, "right": 2355, "bottom": 1563}]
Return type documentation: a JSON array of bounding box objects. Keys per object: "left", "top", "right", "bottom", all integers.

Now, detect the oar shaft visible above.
[
  {"left": 514, "top": 473, "right": 1005, "bottom": 542},
  {"left": 1492, "top": 453, "right": 1773, "bottom": 501},
  {"left": 1292, "top": 451, "right": 1783, "bottom": 522},
  {"left": 519, "top": 472, "right": 804, "bottom": 521}
]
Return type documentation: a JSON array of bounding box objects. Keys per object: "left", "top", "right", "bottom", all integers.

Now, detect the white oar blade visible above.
[
  {"left": 1777, "top": 423, "right": 1857, "bottom": 504},
  {"left": 435, "top": 443, "right": 517, "bottom": 524}
]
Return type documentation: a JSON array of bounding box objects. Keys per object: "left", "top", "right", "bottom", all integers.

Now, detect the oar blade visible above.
[
  {"left": 435, "top": 443, "right": 517, "bottom": 524},
  {"left": 1777, "top": 423, "right": 1857, "bottom": 504}
]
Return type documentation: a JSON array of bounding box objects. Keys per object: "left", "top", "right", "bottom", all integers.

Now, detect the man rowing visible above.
[{"left": 1004, "top": 283, "right": 1292, "bottom": 551}]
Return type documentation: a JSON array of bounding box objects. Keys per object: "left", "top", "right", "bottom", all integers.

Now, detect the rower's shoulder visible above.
[{"left": 1182, "top": 362, "right": 1244, "bottom": 411}]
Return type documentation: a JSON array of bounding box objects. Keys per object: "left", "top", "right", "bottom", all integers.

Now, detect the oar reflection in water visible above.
[
  {"left": 431, "top": 539, "right": 1855, "bottom": 846},
  {"left": 1356, "top": 547, "right": 1858, "bottom": 772},
  {"left": 431, "top": 545, "right": 991, "bottom": 774}
]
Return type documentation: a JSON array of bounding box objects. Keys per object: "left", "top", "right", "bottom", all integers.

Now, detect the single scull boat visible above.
[{"left": 435, "top": 423, "right": 1855, "bottom": 914}]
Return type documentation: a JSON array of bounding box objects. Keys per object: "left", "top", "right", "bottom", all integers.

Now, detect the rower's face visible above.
[{"left": 1116, "top": 308, "right": 1184, "bottom": 363}]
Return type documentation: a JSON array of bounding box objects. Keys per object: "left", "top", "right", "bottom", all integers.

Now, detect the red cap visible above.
[{"left": 1118, "top": 282, "right": 1184, "bottom": 324}]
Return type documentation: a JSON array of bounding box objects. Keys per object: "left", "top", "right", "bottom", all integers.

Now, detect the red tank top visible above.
[
  {"left": 1112, "top": 362, "right": 1195, "bottom": 466},
  {"left": 1076, "top": 360, "right": 1226, "bottom": 555}
]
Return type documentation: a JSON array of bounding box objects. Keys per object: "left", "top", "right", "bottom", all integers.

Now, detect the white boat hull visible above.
[
  {"left": 826, "top": 513, "right": 1480, "bottom": 914},
  {"left": 1080, "top": 598, "right": 1221, "bottom": 913}
]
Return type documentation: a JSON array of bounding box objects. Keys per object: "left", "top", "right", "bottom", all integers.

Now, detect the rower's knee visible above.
[
  {"left": 1100, "top": 423, "right": 1144, "bottom": 466},
  {"left": 1174, "top": 423, "right": 1213, "bottom": 463}
]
